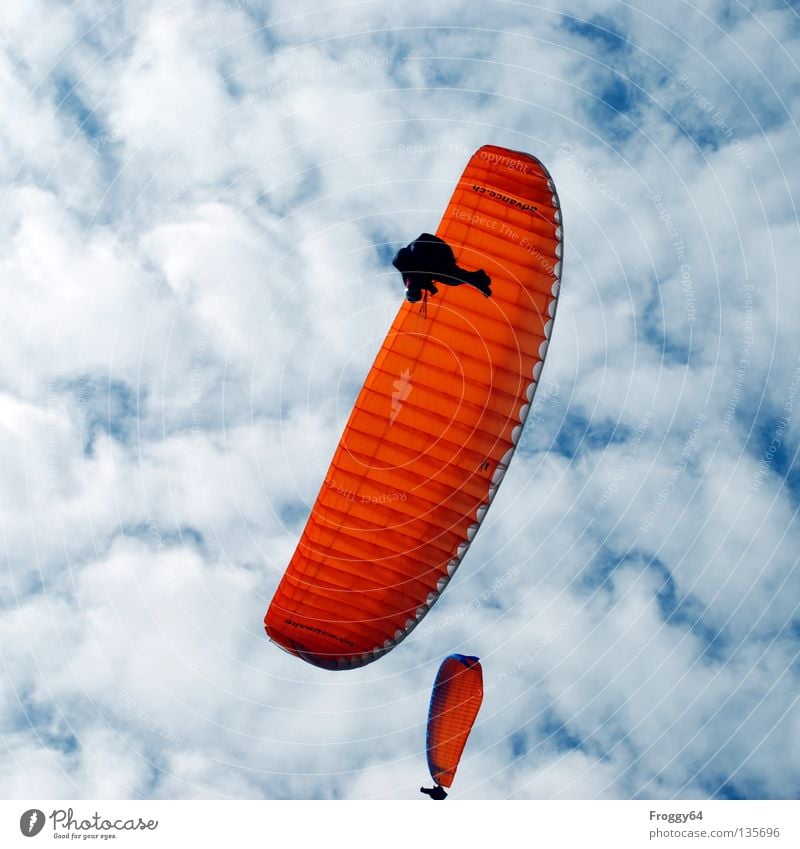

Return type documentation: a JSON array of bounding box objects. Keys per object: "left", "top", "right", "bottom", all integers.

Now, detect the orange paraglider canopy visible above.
[
  {"left": 266, "top": 145, "right": 563, "bottom": 669},
  {"left": 426, "top": 654, "right": 484, "bottom": 789}
]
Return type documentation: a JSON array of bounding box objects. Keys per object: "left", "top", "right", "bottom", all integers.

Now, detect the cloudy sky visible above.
[{"left": 1, "top": 0, "right": 798, "bottom": 800}]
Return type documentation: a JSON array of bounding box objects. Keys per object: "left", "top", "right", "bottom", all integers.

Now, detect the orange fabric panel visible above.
[
  {"left": 427, "top": 655, "right": 484, "bottom": 788},
  {"left": 266, "top": 145, "right": 563, "bottom": 669}
]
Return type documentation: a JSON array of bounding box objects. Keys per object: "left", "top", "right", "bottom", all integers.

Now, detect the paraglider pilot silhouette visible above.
[
  {"left": 393, "top": 233, "right": 492, "bottom": 303},
  {"left": 420, "top": 784, "right": 448, "bottom": 800}
]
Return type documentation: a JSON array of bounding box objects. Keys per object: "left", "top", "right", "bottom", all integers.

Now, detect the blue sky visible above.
[{"left": 0, "top": 0, "right": 798, "bottom": 799}]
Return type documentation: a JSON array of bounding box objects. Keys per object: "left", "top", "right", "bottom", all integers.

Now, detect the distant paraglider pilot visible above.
[
  {"left": 421, "top": 654, "right": 483, "bottom": 800},
  {"left": 420, "top": 784, "right": 448, "bottom": 800},
  {"left": 393, "top": 233, "right": 492, "bottom": 303}
]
